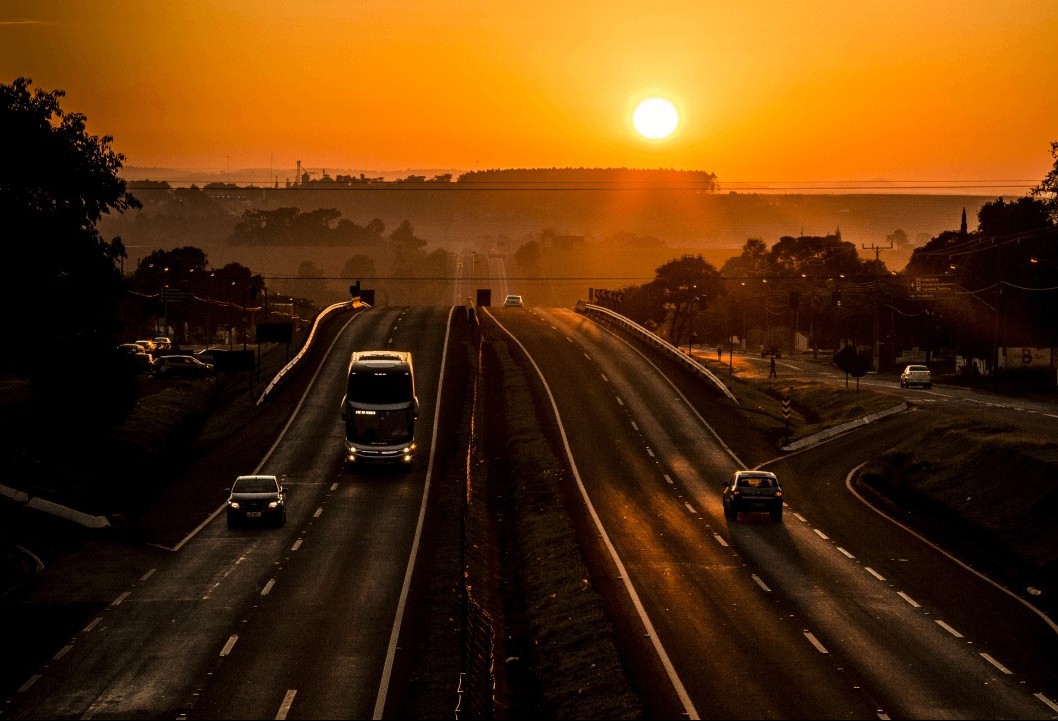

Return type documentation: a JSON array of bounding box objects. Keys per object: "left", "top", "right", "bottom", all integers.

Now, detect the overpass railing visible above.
[{"left": 578, "top": 303, "right": 739, "bottom": 404}]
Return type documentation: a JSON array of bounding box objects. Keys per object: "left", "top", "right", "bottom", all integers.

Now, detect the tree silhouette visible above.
[
  {"left": 1, "top": 77, "right": 140, "bottom": 413},
  {"left": 1031, "top": 140, "right": 1058, "bottom": 223},
  {"left": 833, "top": 344, "right": 870, "bottom": 390}
]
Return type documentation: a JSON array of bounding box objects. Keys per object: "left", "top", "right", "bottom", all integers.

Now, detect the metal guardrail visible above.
[
  {"left": 255, "top": 300, "right": 367, "bottom": 405},
  {"left": 579, "top": 303, "right": 739, "bottom": 404}
]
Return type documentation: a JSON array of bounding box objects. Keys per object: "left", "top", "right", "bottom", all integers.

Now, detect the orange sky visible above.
[{"left": 3, "top": 1, "right": 1057, "bottom": 192}]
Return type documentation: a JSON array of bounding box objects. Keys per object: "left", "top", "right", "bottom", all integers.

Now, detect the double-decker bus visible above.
[{"left": 340, "top": 350, "right": 419, "bottom": 466}]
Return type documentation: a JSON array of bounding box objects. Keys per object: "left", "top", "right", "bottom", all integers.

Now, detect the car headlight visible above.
[
  {"left": 228, "top": 500, "right": 240, "bottom": 509},
  {"left": 268, "top": 500, "right": 281, "bottom": 508}
]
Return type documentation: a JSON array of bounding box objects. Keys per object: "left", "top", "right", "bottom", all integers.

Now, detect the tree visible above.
[
  {"left": 647, "top": 255, "right": 720, "bottom": 345},
  {"left": 887, "top": 229, "right": 909, "bottom": 249},
  {"left": 340, "top": 254, "right": 377, "bottom": 283},
  {"left": 1, "top": 77, "right": 140, "bottom": 408},
  {"left": 833, "top": 344, "right": 869, "bottom": 390},
  {"left": 1031, "top": 140, "right": 1058, "bottom": 223}
]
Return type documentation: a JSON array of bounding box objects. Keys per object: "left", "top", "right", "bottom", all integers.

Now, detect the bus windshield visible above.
[{"left": 346, "top": 407, "right": 414, "bottom": 445}]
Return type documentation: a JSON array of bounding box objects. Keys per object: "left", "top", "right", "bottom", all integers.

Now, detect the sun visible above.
[{"left": 632, "top": 97, "right": 680, "bottom": 140}]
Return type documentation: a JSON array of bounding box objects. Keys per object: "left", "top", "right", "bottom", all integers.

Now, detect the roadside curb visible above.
[
  {"left": 0, "top": 484, "right": 111, "bottom": 528},
  {"left": 781, "top": 402, "right": 908, "bottom": 452}
]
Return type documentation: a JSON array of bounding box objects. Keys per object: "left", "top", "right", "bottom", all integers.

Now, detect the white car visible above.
[
  {"left": 900, "top": 364, "right": 932, "bottom": 389},
  {"left": 503, "top": 294, "right": 524, "bottom": 307}
]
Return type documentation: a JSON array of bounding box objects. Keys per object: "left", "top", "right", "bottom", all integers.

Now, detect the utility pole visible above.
[{"left": 862, "top": 242, "right": 892, "bottom": 372}]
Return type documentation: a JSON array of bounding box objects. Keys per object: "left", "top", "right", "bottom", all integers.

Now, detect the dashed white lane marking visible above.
[
  {"left": 837, "top": 546, "right": 855, "bottom": 559},
  {"left": 1034, "top": 692, "right": 1058, "bottom": 713},
  {"left": 751, "top": 574, "right": 771, "bottom": 592},
  {"left": 631, "top": 421, "right": 639, "bottom": 431},
  {"left": 140, "top": 568, "right": 156, "bottom": 582},
  {"left": 646, "top": 447, "right": 655, "bottom": 457},
  {"left": 52, "top": 644, "right": 73, "bottom": 661},
  {"left": 615, "top": 396, "right": 624, "bottom": 406},
  {"left": 804, "top": 631, "right": 829, "bottom": 654},
  {"left": 17, "top": 674, "right": 41, "bottom": 693},
  {"left": 82, "top": 617, "right": 102, "bottom": 633},
  {"left": 980, "top": 652, "right": 1013, "bottom": 674},
  {"left": 291, "top": 539, "right": 303, "bottom": 551},
  {"left": 276, "top": 689, "right": 298, "bottom": 720},
  {"left": 219, "top": 634, "right": 239, "bottom": 657},
  {"left": 261, "top": 579, "right": 277, "bottom": 596},
  {"left": 935, "top": 619, "right": 963, "bottom": 638},
  {"left": 111, "top": 591, "right": 131, "bottom": 607},
  {"left": 865, "top": 567, "right": 886, "bottom": 581},
  {"left": 713, "top": 533, "right": 729, "bottom": 547},
  {"left": 313, "top": 507, "right": 323, "bottom": 518},
  {"left": 897, "top": 591, "right": 921, "bottom": 608},
  {"left": 813, "top": 529, "right": 829, "bottom": 540},
  {"left": 684, "top": 502, "right": 697, "bottom": 514},
  {"left": 663, "top": 474, "right": 674, "bottom": 485}
]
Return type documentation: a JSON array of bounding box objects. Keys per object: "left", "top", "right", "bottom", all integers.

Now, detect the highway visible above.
[
  {"left": 1, "top": 306, "right": 459, "bottom": 720},
  {"left": 484, "top": 304, "right": 1058, "bottom": 719},
  {"left": 4, "top": 299, "right": 1058, "bottom": 719}
]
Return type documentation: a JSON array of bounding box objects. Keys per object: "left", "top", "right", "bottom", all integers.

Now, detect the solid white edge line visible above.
[{"left": 846, "top": 461, "right": 1058, "bottom": 637}]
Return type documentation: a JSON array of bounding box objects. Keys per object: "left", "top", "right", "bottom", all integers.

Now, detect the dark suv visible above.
[
  {"left": 721, "top": 470, "right": 784, "bottom": 521},
  {"left": 225, "top": 474, "right": 287, "bottom": 528},
  {"left": 152, "top": 354, "right": 214, "bottom": 378}
]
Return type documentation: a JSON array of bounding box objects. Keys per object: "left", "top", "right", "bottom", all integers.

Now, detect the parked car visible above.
[
  {"left": 134, "top": 339, "right": 157, "bottom": 353},
  {"left": 116, "top": 343, "right": 153, "bottom": 372},
  {"left": 153, "top": 336, "right": 173, "bottom": 351},
  {"left": 721, "top": 470, "right": 784, "bottom": 521},
  {"left": 152, "top": 354, "right": 214, "bottom": 378},
  {"left": 503, "top": 294, "right": 524, "bottom": 307},
  {"left": 900, "top": 364, "right": 932, "bottom": 389},
  {"left": 225, "top": 474, "right": 287, "bottom": 528},
  {"left": 760, "top": 346, "right": 782, "bottom": 358}
]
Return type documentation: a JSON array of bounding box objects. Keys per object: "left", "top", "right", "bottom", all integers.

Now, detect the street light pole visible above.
[
  {"left": 862, "top": 242, "right": 892, "bottom": 373},
  {"left": 162, "top": 266, "right": 170, "bottom": 339}
]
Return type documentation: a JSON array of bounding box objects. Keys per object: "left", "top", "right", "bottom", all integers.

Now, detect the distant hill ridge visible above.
[{"left": 107, "top": 166, "right": 997, "bottom": 280}]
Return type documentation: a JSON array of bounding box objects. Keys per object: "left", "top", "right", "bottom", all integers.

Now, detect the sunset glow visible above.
[{"left": 2, "top": 1, "right": 1057, "bottom": 190}]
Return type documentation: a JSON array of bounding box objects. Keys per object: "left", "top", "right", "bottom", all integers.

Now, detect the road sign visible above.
[
  {"left": 161, "top": 288, "right": 189, "bottom": 303},
  {"left": 910, "top": 276, "right": 956, "bottom": 300},
  {"left": 782, "top": 396, "right": 791, "bottom": 444}
]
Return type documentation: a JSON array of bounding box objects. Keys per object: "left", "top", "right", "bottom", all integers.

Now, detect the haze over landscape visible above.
[
  {"left": 3, "top": 1, "right": 1056, "bottom": 194},
  {"left": 8, "top": 4, "right": 1058, "bottom": 720}
]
